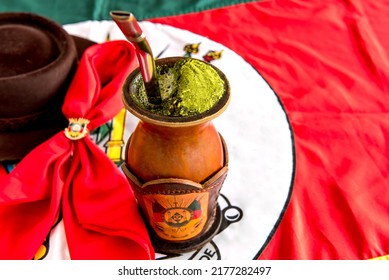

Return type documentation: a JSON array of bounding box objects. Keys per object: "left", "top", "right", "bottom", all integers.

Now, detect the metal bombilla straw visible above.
[{"left": 110, "top": 11, "right": 162, "bottom": 105}]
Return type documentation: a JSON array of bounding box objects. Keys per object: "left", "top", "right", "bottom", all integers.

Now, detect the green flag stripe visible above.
[{"left": 0, "top": 0, "right": 258, "bottom": 24}]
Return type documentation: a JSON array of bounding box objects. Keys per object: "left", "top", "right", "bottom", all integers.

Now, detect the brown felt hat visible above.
[{"left": 0, "top": 12, "right": 95, "bottom": 161}]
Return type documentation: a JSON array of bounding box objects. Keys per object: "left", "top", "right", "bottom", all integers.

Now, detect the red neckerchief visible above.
[{"left": 0, "top": 40, "right": 155, "bottom": 260}]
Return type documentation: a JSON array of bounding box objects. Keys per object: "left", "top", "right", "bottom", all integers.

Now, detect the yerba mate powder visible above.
[{"left": 131, "top": 58, "right": 224, "bottom": 117}]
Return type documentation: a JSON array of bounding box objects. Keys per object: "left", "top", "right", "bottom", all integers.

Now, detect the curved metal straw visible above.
[{"left": 110, "top": 10, "right": 162, "bottom": 105}]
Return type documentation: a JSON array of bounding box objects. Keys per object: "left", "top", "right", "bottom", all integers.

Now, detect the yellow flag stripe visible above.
[
  {"left": 106, "top": 108, "right": 126, "bottom": 162},
  {"left": 371, "top": 255, "right": 389, "bottom": 260}
]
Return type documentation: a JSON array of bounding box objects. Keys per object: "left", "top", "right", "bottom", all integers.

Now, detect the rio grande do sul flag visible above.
[{"left": 1, "top": 0, "right": 389, "bottom": 260}]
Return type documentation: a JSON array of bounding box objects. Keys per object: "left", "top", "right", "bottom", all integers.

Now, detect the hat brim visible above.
[
  {"left": 72, "top": 35, "right": 97, "bottom": 61},
  {"left": 0, "top": 35, "right": 96, "bottom": 162}
]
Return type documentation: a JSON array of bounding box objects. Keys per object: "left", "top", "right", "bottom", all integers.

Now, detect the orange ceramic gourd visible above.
[
  {"left": 127, "top": 119, "right": 224, "bottom": 183},
  {"left": 122, "top": 57, "right": 230, "bottom": 253}
]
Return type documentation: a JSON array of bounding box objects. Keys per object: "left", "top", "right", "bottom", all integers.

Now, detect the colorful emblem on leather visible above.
[{"left": 143, "top": 193, "right": 209, "bottom": 241}]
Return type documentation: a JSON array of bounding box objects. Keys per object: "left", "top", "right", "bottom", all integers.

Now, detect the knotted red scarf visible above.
[{"left": 0, "top": 40, "right": 155, "bottom": 260}]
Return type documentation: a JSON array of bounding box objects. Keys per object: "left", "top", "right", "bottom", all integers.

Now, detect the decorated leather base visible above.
[
  {"left": 122, "top": 135, "right": 228, "bottom": 254},
  {"left": 147, "top": 204, "right": 222, "bottom": 254}
]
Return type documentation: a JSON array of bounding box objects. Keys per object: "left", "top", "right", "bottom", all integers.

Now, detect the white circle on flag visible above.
[{"left": 64, "top": 21, "right": 295, "bottom": 260}]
